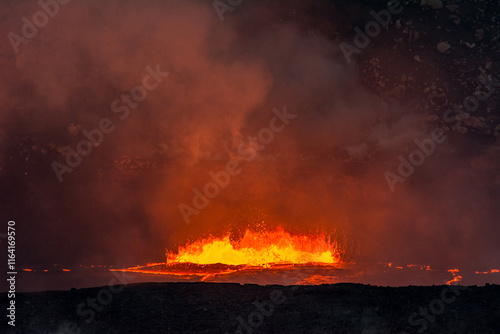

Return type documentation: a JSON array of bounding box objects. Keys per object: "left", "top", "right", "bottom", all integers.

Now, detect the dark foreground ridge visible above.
[{"left": 1, "top": 282, "right": 499, "bottom": 333}]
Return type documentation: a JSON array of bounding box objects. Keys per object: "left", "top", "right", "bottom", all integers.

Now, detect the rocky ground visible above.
[
  {"left": 349, "top": 0, "right": 500, "bottom": 139},
  {"left": 1, "top": 282, "right": 499, "bottom": 333},
  {"left": 2, "top": 0, "right": 499, "bottom": 176},
  {"left": 2, "top": 2, "right": 499, "bottom": 333}
]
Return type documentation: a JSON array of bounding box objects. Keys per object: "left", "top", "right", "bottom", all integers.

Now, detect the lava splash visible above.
[{"left": 166, "top": 227, "right": 341, "bottom": 266}]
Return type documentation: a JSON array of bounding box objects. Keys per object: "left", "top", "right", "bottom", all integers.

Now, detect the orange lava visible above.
[
  {"left": 475, "top": 269, "right": 499, "bottom": 275},
  {"left": 166, "top": 227, "right": 341, "bottom": 266},
  {"left": 446, "top": 269, "right": 462, "bottom": 285}
]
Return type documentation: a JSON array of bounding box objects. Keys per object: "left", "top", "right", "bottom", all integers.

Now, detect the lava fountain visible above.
[
  {"left": 167, "top": 227, "right": 341, "bottom": 266},
  {"left": 114, "top": 226, "right": 486, "bottom": 285},
  {"left": 116, "top": 226, "right": 355, "bottom": 285}
]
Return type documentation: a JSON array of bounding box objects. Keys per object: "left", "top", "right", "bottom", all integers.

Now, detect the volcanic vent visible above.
[{"left": 116, "top": 226, "right": 367, "bottom": 285}]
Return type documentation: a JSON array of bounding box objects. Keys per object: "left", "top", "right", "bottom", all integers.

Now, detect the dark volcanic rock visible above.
[{"left": 1, "top": 282, "right": 499, "bottom": 333}]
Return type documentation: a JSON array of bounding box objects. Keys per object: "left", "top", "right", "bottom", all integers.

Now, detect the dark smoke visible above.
[{"left": 0, "top": 0, "right": 499, "bottom": 277}]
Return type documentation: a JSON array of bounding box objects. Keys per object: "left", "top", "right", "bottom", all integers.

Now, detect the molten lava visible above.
[
  {"left": 166, "top": 227, "right": 341, "bottom": 266},
  {"left": 115, "top": 227, "right": 495, "bottom": 285}
]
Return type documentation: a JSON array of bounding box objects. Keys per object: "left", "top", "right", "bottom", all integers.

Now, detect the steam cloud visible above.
[{"left": 1, "top": 0, "right": 499, "bottom": 274}]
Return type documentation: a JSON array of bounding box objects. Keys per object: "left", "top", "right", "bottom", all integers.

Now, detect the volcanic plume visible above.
[{"left": 0, "top": 0, "right": 499, "bottom": 285}]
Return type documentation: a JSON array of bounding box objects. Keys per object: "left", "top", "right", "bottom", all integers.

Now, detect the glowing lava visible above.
[{"left": 166, "top": 227, "right": 341, "bottom": 266}]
